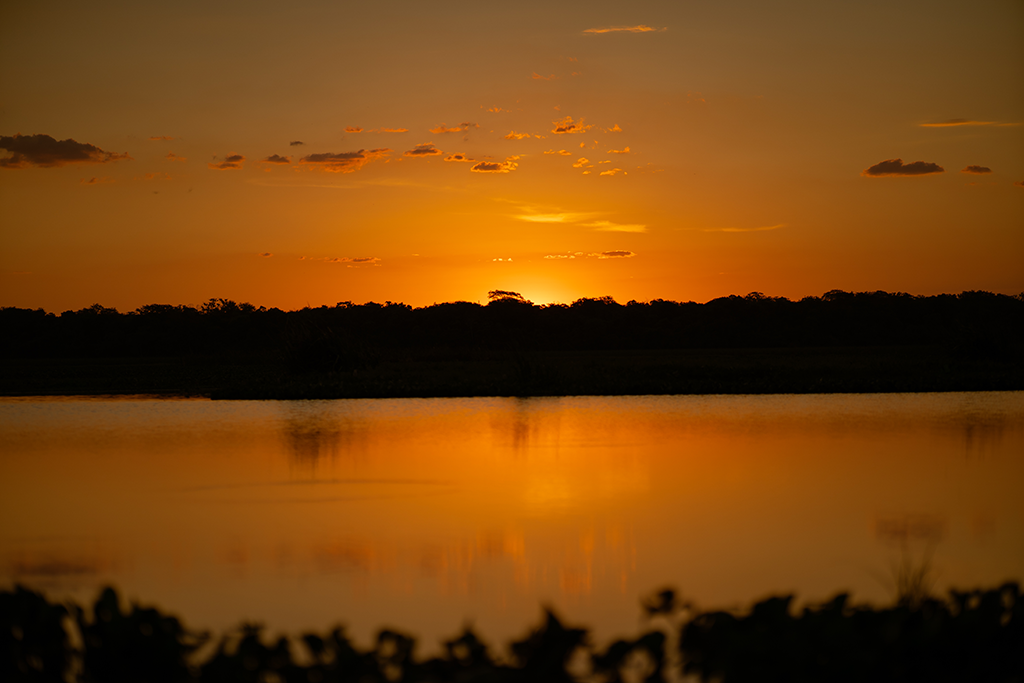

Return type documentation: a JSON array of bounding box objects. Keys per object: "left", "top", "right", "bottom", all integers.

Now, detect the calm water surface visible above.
[{"left": 1, "top": 392, "right": 1022, "bottom": 649}]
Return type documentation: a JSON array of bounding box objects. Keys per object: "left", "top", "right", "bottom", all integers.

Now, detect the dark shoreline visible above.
[{"left": 3, "top": 345, "right": 1021, "bottom": 400}]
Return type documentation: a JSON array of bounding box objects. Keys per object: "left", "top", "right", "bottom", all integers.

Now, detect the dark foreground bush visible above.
[{"left": 2, "top": 583, "right": 1021, "bottom": 682}]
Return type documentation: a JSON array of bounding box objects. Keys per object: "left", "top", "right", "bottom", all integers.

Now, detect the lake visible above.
[{"left": 1, "top": 392, "right": 1022, "bottom": 651}]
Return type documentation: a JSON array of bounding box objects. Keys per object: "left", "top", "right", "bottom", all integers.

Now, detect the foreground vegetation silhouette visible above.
[
  {"left": 2, "top": 290, "right": 1022, "bottom": 398},
  {"left": 3, "top": 582, "right": 1021, "bottom": 682}
]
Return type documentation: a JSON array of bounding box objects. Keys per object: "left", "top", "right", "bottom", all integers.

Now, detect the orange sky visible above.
[{"left": 1, "top": 0, "right": 1022, "bottom": 311}]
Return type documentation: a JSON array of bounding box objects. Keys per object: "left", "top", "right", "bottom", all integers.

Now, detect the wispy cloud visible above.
[
  {"left": 862, "top": 158, "right": 944, "bottom": 177},
  {"left": 289, "top": 140, "right": 305, "bottom": 146},
  {"left": 573, "top": 157, "right": 591, "bottom": 168},
  {"left": 304, "top": 256, "right": 381, "bottom": 266},
  {"left": 583, "top": 220, "right": 644, "bottom": 232},
  {"left": 919, "top": 119, "right": 993, "bottom": 128},
  {"left": 0, "top": 134, "right": 131, "bottom": 169},
  {"left": 594, "top": 250, "right": 635, "bottom": 258},
  {"left": 371, "top": 127, "right": 409, "bottom": 133},
  {"left": 444, "top": 153, "right": 474, "bottom": 162},
  {"left": 404, "top": 143, "right": 442, "bottom": 157},
  {"left": 517, "top": 211, "right": 597, "bottom": 223},
  {"left": 544, "top": 149, "right": 572, "bottom": 156},
  {"left": 606, "top": 124, "right": 623, "bottom": 133},
  {"left": 583, "top": 25, "right": 664, "bottom": 34},
  {"left": 544, "top": 250, "right": 636, "bottom": 260},
  {"left": 208, "top": 153, "right": 245, "bottom": 170},
  {"left": 148, "top": 135, "right": 174, "bottom": 141},
  {"left": 262, "top": 154, "right": 291, "bottom": 164},
  {"left": 485, "top": 106, "right": 509, "bottom": 113},
  {"left": 599, "top": 168, "right": 625, "bottom": 176},
  {"left": 961, "top": 165, "right": 992, "bottom": 174},
  {"left": 300, "top": 148, "right": 390, "bottom": 173},
  {"left": 702, "top": 224, "right": 784, "bottom": 233},
  {"left": 259, "top": 252, "right": 273, "bottom": 257},
  {"left": 552, "top": 116, "right": 592, "bottom": 135},
  {"left": 504, "top": 131, "right": 531, "bottom": 140},
  {"left": 429, "top": 123, "right": 478, "bottom": 134},
  {"left": 165, "top": 152, "right": 187, "bottom": 162},
  {"left": 607, "top": 146, "right": 630, "bottom": 154},
  {"left": 544, "top": 252, "right": 584, "bottom": 259},
  {"left": 532, "top": 72, "right": 557, "bottom": 80},
  {"left": 345, "top": 126, "right": 363, "bottom": 133},
  {"left": 471, "top": 156, "right": 519, "bottom": 173}
]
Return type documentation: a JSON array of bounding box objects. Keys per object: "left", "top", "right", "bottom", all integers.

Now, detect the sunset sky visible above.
[{"left": 2, "top": 0, "right": 1022, "bottom": 311}]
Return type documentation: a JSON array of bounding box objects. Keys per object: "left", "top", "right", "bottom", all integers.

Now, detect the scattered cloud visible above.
[
  {"left": 404, "top": 143, "right": 443, "bottom": 157},
  {"left": 594, "top": 250, "right": 636, "bottom": 259},
  {"left": 492, "top": 257, "right": 513, "bottom": 262},
  {"left": 919, "top": 119, "right": 993, "bottom": 128},
  {"left": 444, "top": 153, "right": 474, "bottom": 162},
  {"left": 262, "top": 154, "right": 291, "bottom": 164},
  {"left": 607, "top": 124, "right": 623, "bottom": 133},
  {"left": 0, "top": 134, "right": 132, "bottom": 169},
  {"left": 208, "top": 153, "right": 245, "bottom": 170},
  {"left": 583, "top": 25, "right": 664, "bottom": 34},
  {"left": 583, "top": 220, "right": 645, "bottom": 232},
  {"left": 300, "top": 148, "right": 390, "bottom": 173},
  {"left": 471, "top": 156, "right": 519, "bottom": 173},
  {"left": 607, "top": 146, "right": 630, "bottom": 154},
  {"left": 165, "top": 152, "right": 187, "bottom": 162},
  {"left": 599, "top": 168, "right": 625, "bottom": 176},
  {"left": 149, "top": 135, "right": 174, "bottom": 141},
  {"left": 504, "top": 131, "right": 531, "bottom": 140},
  {"left": 961, "top": 165, "right": 992, "bottom": 174},
  {"left": 289, "top": 140, "right": 305, "bottom": 146},
  {"left": 552, "top": 116, "right": 592, "bottom": 135},
  {"left": 862, "top": 158, "right": 944, "bottom": 177},
  {"left": 259, "top": 252, "right": 273, "bottom": 257},
  {"left": 485, "top": 106, "right": 509, "bottom": 113},
  {"left": 544, "top": 149, "right": 572, "bottom": 156},
  {"left": 430, "top": 122, "right": 478, "bottom": 134},
  {"left": 702, "top": 224, "right": 784, "bottom": 233},
  {"left": 573, "top": 157, "right": 590, "bottom": 168},
  {"left": 372, "top": 127, "right": 409, "bottom": 133},
  {"left": 80, "top": 176, "right": 114, "bottom": 185},
  {"left": 345, "top": 126, "right": 363, "bottom": 133},
  {"left": 532, "top": 72, "right": 557, "bottom": 81},
  {"left": 544, "top": 252, "right": 584, "bottom": 259}
]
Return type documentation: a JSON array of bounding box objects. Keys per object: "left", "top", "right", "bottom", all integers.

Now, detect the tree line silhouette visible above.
[
  {"left": 2, "top": 290, "right": 1021, "bottom": 397},
  {"left": 2, "top": 290, "right": 1021, "bottom": 359},
  {"left": 3, "top": 582, "right": 1021, "bottom": 682}
]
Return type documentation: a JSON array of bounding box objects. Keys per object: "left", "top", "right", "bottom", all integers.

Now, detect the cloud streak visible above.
[
  {"left": 583, "top": 25, "right": 664, "bottom": 34},
  {"left": 583, "top": 220, "right": 645, "bottom": 232},
  {"left": 919, "top": 119, "right": 993, "bottom": 128},
  {"left": 862, "top": 158, "right": 944, "bottom": 177},
  {"left": 702, "top": 224, "right": 784, "bottom": 233},
  {"left": 0, "top": 134, "right": 132, "bottom": 169},
  {"left": 429, "top": 123, "right": 478, "bottom": 134},
  {"left": 300, "top": 148, "right": 390, "bottom": 173}
]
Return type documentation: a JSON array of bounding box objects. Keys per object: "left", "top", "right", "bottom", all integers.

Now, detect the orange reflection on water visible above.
[{"left": 1, "top": 393, "right": 1022, "bottom": 648}]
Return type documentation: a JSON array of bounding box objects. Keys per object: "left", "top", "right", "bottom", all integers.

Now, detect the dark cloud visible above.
[
  {"left": 259, "top": 252, "right": 273, "bottom": 257},
  {"left": 0, "top": 133, "right": 132, "bottom": 169},
  {"left": 289, "top": 140, "right": 305, "bottom": 146},
  {"left": 961, "top": 165, "right": 992, "bottom": 174},
  {"left": 595, "top": 250, "right": 635, "bottom": 259},
  {"left": 470, "top": 156, "right": 519, "bottom": 173},
  {"left": 444, "top": 153, "right": 474, "bottom": 162},
  {"left": 345, "top": 126, "right": 363, "bottom": 133},
  {"left": 862, "top": 158, "right": 944, "bottom": 177},
  {"left": 208, "top": 153, "right": 245, "bottom": 170},
  {"left": 262, "top": 154, "right": 291, "bottom": 164},
  {"left": 166, "top": 152, "right": 187, "bottom": 162},
  {"left": 429, "top": 123, "right": 478, "bottom": 134},
  {"left": 299, "top": 148, "right": 390, "bottom": 173},
  {"left": 551, "top": 116, "right": 591, "bottom": 135},
  {"left": 404, "top": 143, "right": 443, "bottom": 156}
]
